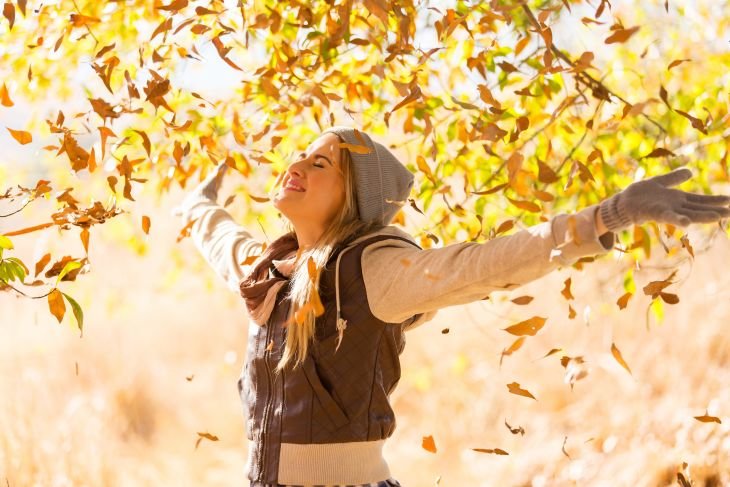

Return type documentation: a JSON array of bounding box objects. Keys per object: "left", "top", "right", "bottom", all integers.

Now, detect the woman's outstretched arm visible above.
[
  {"left": 174, "top": 162, "right": 264, "bottom": 293},
  {"left": 362, "top": 168, "right": 730, "bottom": 326}
]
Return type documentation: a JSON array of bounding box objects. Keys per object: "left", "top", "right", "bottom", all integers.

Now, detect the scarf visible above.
[{"left": 239, "top": 232, "right": 299, "bottom": 325}]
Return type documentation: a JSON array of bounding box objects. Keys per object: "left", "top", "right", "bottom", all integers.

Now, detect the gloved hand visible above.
[
  {"left": 171, "top": 160, "right": 230, "bottom": 217},
  {"left": 598, "top": 168, "right": 730, "bottom": 232}
]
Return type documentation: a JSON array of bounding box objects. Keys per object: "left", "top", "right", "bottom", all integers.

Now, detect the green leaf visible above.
[
  {"left": 0, "top": 262, "right": 9, "bottom": 283},
  {"left": 56, "top": 260, "right": 82, "bottom": 285},
  {"left": 5, "top": 257, "right": 27, "bottom": 282},
  {"left": 61, "top": 292, "right": 84, "bottom": 332}
]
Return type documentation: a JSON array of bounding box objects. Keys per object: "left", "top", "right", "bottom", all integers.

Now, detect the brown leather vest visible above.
[{"left": 237, "top": 234, "right": 422, "bottom": 484}]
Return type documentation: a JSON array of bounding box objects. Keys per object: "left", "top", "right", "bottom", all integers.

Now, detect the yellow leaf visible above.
[
  {"left": 7, "top": 127, "right": 32, "bottom": 145},
  {"left": 503, "top": 316, "right": 546, "bottom": 336},
  {"left": 611, "top": 342, "right": 632, "bottom": 375},
  {"left": 421, "top": 435, "right": 437, "bottom": 453},
  {"left": 507, "top": 382, "right": 536, "bottom": 400},
  {"left": 48, "top": 289, "right": 66, "bottom": 323}
]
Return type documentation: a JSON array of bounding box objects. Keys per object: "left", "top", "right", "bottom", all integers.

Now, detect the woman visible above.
[{"left": 177, "top": 126, "right": 730, "bottom": 487}]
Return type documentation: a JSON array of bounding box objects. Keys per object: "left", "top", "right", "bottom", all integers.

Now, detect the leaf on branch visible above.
[
  {"left": 642, "top": 148, "right": 675, "bottom": 158},
  {"left": 48, "top": 289, "right": 66, "bottom": 323},
  {"left": 674, "top": 109, "right": 707, "bottom": 134},
  {"left": 62, "top": 292, "right": 84, "bottom": 332}
]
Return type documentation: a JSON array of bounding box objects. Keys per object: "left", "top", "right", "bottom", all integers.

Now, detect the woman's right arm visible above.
[{"left": 176, "top": 164, "right": 264, "bottom": 293}]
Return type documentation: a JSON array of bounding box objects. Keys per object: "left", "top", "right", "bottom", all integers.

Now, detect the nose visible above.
[{"left": 286, "top": 156, "right": 308, "bottom": 178}]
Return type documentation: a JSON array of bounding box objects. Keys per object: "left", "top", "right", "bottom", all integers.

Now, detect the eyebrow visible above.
[{"left": 299, "top": 152, "right": 334, "bottom": 166}]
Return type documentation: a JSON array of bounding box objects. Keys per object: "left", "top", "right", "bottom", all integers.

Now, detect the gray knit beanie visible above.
[{"left": 321, "top": 126, "right": 414, "bottom": 226}]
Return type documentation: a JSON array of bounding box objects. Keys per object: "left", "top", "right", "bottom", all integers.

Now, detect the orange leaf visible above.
[
  {"left": 340, "top": 142, "right": 372, "bottom": 155},
  {"left": 34, "top": 253, "right": 51, "bottom": 277},
  {"left": 667, "top": 58, "right": 691, "bottom": 70},
  {"left": 142, "top": 215, "right": 151, "bottom": 235},
  {"left": 611, "top": 343, "right": 632, "bottom": 375},
  {"left": 48, "top": 289, "right": 66, "bottom": 323},
  {"left": 421, "top": 435, "right": 437, "bottom": 453},
  {"left": 0, "top": 83, "right": 13, "bottom": 107},
  {"left": 503, "top": 316, "right": 546, "bottom": 336},
  {"left": 507, "top": 382, "right": 536, "bottom": 400},
  {"left": 3, "top": 3, "right": 15, "bottom": 30},
  {"left": 510, "top": 295, "right": 533, "bottom": 305},
  {"left": 616, "top": 292, "right": 632, "bottom": 309},
  {"left": 87, "top": 147, "right": 97, "bottom": 173},
  {"left": 561, "top": 277, "right": 574, "bottom": 300},
  {"left": 694, "top": 412, "right": 721, "bottom": 424},
  {"left": 605, "top": 25, "right": 639, "bottom": 44},
  {"left": 7, "top": 127, "right": 32, "bottom": 145},
  {"left": 507, "top": 197, "right": 541, "bottom": 212},
  {"left": 4, "top": 222, "right": 54, "bottom": 236},
  {"left": 80, "top": 228, "right": 89, "bottom": 254}
]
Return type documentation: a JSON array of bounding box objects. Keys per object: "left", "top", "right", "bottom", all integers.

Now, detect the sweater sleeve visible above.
[
  {"left": 177, "top": 191, "right": 264, "bottom": 294},
  {"left": 361, "top": 204, "right": 616, "bottom": 325}
]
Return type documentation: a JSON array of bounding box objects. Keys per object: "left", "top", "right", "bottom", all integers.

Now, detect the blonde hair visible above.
[{"left": 275, "top": 138, "right": 381, "bottom": 372}]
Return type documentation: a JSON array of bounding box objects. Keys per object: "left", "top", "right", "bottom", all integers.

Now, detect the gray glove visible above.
[{"left": 598, "top": 168, "right": 730, "bottom": 231}]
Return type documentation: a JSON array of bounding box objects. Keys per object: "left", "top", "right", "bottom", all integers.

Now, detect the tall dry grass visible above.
[{"left": 1, "top": 188, "right": 729, "bottom": 486}]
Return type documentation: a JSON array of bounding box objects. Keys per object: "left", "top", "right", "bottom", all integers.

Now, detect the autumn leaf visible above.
[
  {"left": 510, "top": 295, "right": 533, "bottom": 305},
  {"left": 142, "top": 215, "right": 151, "bottom": 235},
  {"left": 507, "top": 382, "right": 536, "bottom": 400},
  {"left": 561, "top": 277, "right": 574, "bottom": 300},
  {"left": 642, "top": 148, "right": 675, "bottom": 158},
  {"left": 421, "top": 435, "right": 437, "bottom": 453},
  {"left": 80, "top": 228, "right": 90, "bottom": 254},
  {"left": 195, "top": 431, "right": 219, "bottom": 449},
  {"left": 62, "top": 292, "right": 84, "bottom": 332},
  {"left": 616, "top": 292, "right": 632, "bottom": 309},
  {"left": 7, "top": 127, "right": 32, "bottom": 145},
  {"left": 667, "top": 58, "right": 691, "bottom": 70},
  {"left": 693, "top": 412, "right": 721, "bottom": 424},
  {"left": 34, "top": 253, "right": 51, "bottom": 277},
  {"left": 48, "top": 289, "right": 66, "bottom": 323},
  {"left": 340, "top": 142, "right": 372, "bottom": 154},
  {"left": 0, "top": 83, "right": 13, "bottom": 107},
  {"left": 3, "top": 2, "right": 15, "bottom": 30},
  {"left": 605, "top": 25, "right": 640, "bottom": 44},
  {"left": 611, "top": 343, "right": 632, "bottom": 375},
  {"left": 472, "top": 448, "right": 509, "bottom": 455},
  {"left": 503, "top": 316, "right": 546, "bottom": 336}
]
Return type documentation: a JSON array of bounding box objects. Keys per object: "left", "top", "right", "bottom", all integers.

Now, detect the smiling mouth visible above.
[{"left": 284, "top": 184, "right": 305, "bottom": 192}]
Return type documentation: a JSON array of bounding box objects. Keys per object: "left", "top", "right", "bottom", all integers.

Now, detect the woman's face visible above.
[{"left": 273, "top": 133, "right": 346, "bottom": 231}]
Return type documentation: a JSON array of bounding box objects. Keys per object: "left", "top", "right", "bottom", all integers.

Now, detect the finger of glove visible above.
[
  {"left": 684, "top": 192, "right": 730, "bottom": 206},
  {"left": 675, "top": 208, "right": 723, "bottom": 224},
  {"left": 682, "top": 202, "right": 730, "bottom": 217},
  {"left": 658, "top": 209, "right": 691, "bottom": 227},
  {"left": 648, "top": 168, "right": 693, "bottom": 187}
]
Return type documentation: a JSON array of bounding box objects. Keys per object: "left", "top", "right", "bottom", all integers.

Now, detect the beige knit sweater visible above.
[{"left": 177, "top": 191, "right": 616, "bottom": 330}]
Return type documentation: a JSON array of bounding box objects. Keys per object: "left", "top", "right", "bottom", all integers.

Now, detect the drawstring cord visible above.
[{"left": 333, "top": 244, "right": 354, "bottom": 353}]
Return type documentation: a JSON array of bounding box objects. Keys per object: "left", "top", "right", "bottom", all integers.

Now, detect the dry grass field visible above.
[{"left": 2, "top": 187, "right": 729, "bottom": 487}]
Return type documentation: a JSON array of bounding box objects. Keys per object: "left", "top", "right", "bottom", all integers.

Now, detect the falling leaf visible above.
[
  {"left": 340, "top": 142, "right": 371, "bottom": 154},
  {"left": 80, "top": 228, "right": 90, "bottom": 254},
  {"left": 142, "top": 215, "right": 151, "bottom": 235},
  {"left": 642, "top": 148, "right": 675, "bottom": 158},
  {"left": 472, "top": 448, "right": 509, "bottom": 455},
  {"left": 616, "top": 292, "right": 632, "bottom": 309},
  {"left": 694, "top": 412, "right": 721, "bottom": 424},
  {"left": 561, "top": 436, "right": 571, "bottom": 458},
  {"left": 3, "top": 2, "right": 15, "bottom": 30},
  {"left": 660, "top": 292, "right": 679, "bottom": 304},
  {"left": 561, "top": 277, "right": 574, "bottom": 300},
  {"left": 48, "top": 288, "right": 66, "bottom": 323},
  {"left": 505, "top": 419, "right": 525, "bottom": 435},
  {"left": 605, "top": 25, "right": 639, "bottom": 44},
  {"left": 680, "top": 234, "right": 694, "bottom": 257},
  {"left": 667, "top": 59, "right": 691, "bottom": 70},
  {"left": 541, "top": 348, "right": 562, "bottom": 359},
  {"left": 611, "top": 343, "right": 632, "bottom": 375},
  {"left": 500, "top": 336, "right": 526, "bottom": 365},
  {"left": 177, "top": 218, "right": 197, "bottom": 242},
  {"left": 422, "top": 435, "right": 437, "bottom": 453},
  {"left": 511, "top": 295, "right": 533, "bottom": 305},
  {"left": 34, "top": 253, "right": 51, "bottom": 277},
  {"left": 195, "top": 431, "right": 219, "bottom": 449},
  {"left": 7, "top": 127, "right": 32, "bottom": 145},
  {"left": 503, "top": 316, "right": 546, "bottom": 336},
  {"left": 507, "top": 382, "right": 536, "bottom": 400},
  {"left": 0, "top": 83, "right": 13, "bottom": 107}
]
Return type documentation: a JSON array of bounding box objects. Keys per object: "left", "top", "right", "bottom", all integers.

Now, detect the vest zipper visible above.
[{"left": 257, "top": 316, "right": 275, "bottom": 479}]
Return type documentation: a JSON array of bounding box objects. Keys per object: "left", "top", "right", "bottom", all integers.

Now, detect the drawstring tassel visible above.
[{"left": 335, "top": 315, "right": 347, "bottom": 352}]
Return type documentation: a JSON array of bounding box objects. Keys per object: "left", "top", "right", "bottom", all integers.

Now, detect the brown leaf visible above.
[
  {"left": 87, "top": 147, "right": 97, "bottom": 173},
  {"left": 194, "top": 431, "right": 219, "bottom": 449},
  {"left": 642, "top": 148, "right": 675, "bottom": 158},
  {"left": 616, "top": 292, "right": 632, "bottom": 309},
  {"left": 507, "top": 197, "right": 541, "bottom": 213},
  {"left": 680, "top": 234, "right": 694, "bottom": 257},
  {"left": 694, "top": 412, "right": 721, "bottom": 424},
  {"left": 48, "top": 288, "right": 66, "bottom": 323},
  {"left": 7, "top": 127, "right": 32, "bottom": 145},
  {"left": 541, "top": 348, "right": 562, "bottom": 359},
  {"left": 503, "top": 316, "right": 546, "bottom": 336},
  {"left": 4, "top": 222, "right": 54, "bottom": 236},
  {"left": 500, "top": 337, "right": 526, "bottom": 364},
  {"left": 507, "top": 382, "right": 536, "bottom": 400},
  {"left": 34, "top": 253, "right": 51, "bottom": 277},
  {"left": 142, "top": 215, "right": 151, "bottom": 235},
  {"left": 3, "top": 2, "right": 15, "bottom": 30},
  {"left": 561, "top": 277, "right": 574, "bottom": 300},
  {"left": 611, "top": 343, "right": 632, "bottom": 375},
  {"left": 605, "top": 25, "right": 639, "bottom": 44},
  {"left": 505, "top": 419, "right": 525, "bottom": 435},
  {"left": 422, "top": 435, "right": 437, "bottom": 453},
  {"left": 472, "top": 448, "right": 509, "bottom": 455},
  {"left": 667, "top": 58, "right": 691, "bottom": 70},
  {"left": 472, "top": 183, "right": 507, "bottom": 196},
  {"left": 659, "top": 85, "right": 670, "bottom": 107},
  {"left": 156, "top": 0, "right": 188, "bottom": 11},
  {"left": 0, "top": 82, "right": 13, "bottom": 107},
  {"left": 510, "top": 295, "right": 533, "bottom": 305},
  {"left": 660, "top": 292, "right": 679, "bottom": 304},
  {"left": 340, "top": 142, "right": 372, "bottom": 155},
  {"left": 675, "top": 109, "right": 707, "bottom": 134}
]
